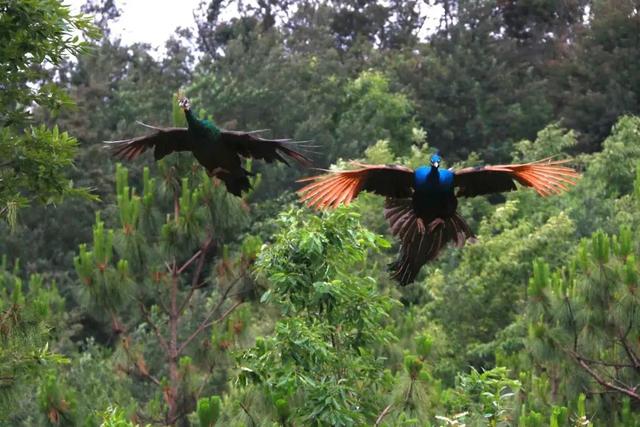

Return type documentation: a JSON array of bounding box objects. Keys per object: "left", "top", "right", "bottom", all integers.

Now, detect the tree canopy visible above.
[{"left": 2, "top": 0, "right": 640, "bottom": 425}]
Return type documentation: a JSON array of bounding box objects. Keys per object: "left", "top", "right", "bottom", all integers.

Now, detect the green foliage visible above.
[
  {"left": 427, "top": 201, "right": 576, "bottom": 373},
  {"left": 236, "top": 208, "right": 398, "bottom": 426},
  {"left": 440, "top": 367, "right": 520, "bottom": 426},
  {"left": 524, "top": 220, "right": 640, "bottom": 423},
  {"left": 197, "top": 395, "right": 221, "bottom": 427},
  {"left": 99, "top": 406, "right": 148, "bottom": 427},
  {"left": 0, "top": 0, "right": 99, "bottom": 225},
  {"left": 2, "top": 1, "right": 640, "bottom": 425},
  {"left": 335, "top": 71, "right": 417, "bottom": 158},
  {"left": 0, "top": 259, "right": 67, "bottom": 420}
]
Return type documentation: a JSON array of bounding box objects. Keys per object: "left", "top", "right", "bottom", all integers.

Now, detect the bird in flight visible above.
[
  {"left": 106, "top": 97, "right": 311, "bottom": 196},
  {"left": 298, "top": 153, "right": 580, "bottom": 285}
]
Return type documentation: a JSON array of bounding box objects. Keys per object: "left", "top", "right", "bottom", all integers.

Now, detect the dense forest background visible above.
[{"left": 2, "top": 0, "right": 640, "bottom": 425}]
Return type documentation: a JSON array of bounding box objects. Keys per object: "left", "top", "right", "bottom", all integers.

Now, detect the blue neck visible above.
[{"left": 414, "top": 165, "right": 454, "bottom": 193}]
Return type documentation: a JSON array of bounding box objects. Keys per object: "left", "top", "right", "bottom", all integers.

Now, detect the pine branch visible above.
[
  {"left": 403, "top": 379, "right": 415, "bottom": 410},
  {"left": 138, "top": 302, "right": 169, "bottom": 353},
  {"left": 619, "top": 336, "right": 640, "bottom": 373},
  {"left": 119, "top": 363, "right": 162, "bottom": 387},
  {"left": 374, "top": 404, "right": 393, "bottom": 427},
  {"left": 176, "top": 273, "right": 243, "bottom": 354},
  {"left": 619, "top": 316, "right": 640, "bottom": 372},
  {"left": 177, "top": 280, "right": 208, "bottom": 317},
  {"left": 239, "top": 401, "right": 257, "bottom": 427},
  {"left": 177, "top": 236, "right": 213, "bottom": 275},
  {"left": 563, "top": 294, "right": 578, "bottom": 352},
  {"left": 119, "top": 333, "right": 162, "bottom": 387},
  {"left": 177, "top": 237, "right": 215, "bottom": 316},
  {"left": 177, "top": 300, "right": 242, "bottom": 355},
  {"left": 574, "top": 356, "right": 635, "bottom": 369},
  {"left": 565, "top": 348, "right": 640, "bottom": 401}
]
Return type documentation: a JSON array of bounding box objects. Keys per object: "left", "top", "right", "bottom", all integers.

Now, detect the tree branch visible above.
[
  {"left": 619, "top": 318, "right": 640, "bottom": 372},
  {"left": 119, "top": 333, "right": 162, "bottom": 387},
  {"left": 177, "top": 279, "right": 209, "bottom": 317},
  {"left": 565, "top": 348, "right": 640, "bottom": 401},
  {"left": 177, "top": 300, "right": 242, "bottom": 355},
  {"left": 374, "top": 404, "right": 393, "bottom": 427},
  {"left": 239, "top": 401, "right": 257, "bottom": 427},
  {"left": 563, "top": 294, "right": 578, "bottom": 352},
  {"left": 177, "top": 237, "right": 215, "bottom": 316},
  {"left": 139, "top": 302, "right": 169, "bottom": 353},
  {"left": 177, "top": 248, "right": 203, "bottom": 275},
  {"left": 177, "top": 273, "right": 242, "bottom": 350},
  {"left": 574, "top": 356, "right": 635, "bottom": 369}
]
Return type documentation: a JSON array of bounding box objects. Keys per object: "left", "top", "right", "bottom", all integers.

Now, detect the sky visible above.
[
  {"left": 67, "top": 0, "right": 205, "bottom": 50},
  {"left": 66, "top": 1, "right": 443, "bottom": 55}
]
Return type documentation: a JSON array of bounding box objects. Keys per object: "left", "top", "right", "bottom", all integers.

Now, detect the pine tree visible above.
[
  {"left": 73, "top": 100, "right": 261, "bottom": 425},
  {"left": 523, "top": 166, "right": 640, "bottom": 424},
  {"left": 0, "top": 258, "right": 67, "bottom": 420}
]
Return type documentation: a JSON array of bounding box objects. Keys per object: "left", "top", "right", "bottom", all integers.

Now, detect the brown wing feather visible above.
[
  {"left": 454, "top": 158, "right": 580, "bottom": 197},
  {"left": 220, "top": 130, "right": 312, "bottom": 167},
  {"left": 105, "top": 124, "right": 193, "bottom": 161},
  {"left": 297, "top": 163, "right": 414, "bottom": 209}
]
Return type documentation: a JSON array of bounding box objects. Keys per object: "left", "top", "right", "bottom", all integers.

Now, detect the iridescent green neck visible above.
[{"left": 184, "top": 109, "right": 221, "bottom": 139}]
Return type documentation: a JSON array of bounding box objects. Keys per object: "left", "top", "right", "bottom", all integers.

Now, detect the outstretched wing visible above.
[
  {"left": 105, "top": 123, "right": 193, "bottom": 161},
  {"left": 454, "top": 158, "right": 580, "bottom": 197},
  {"left": 220, "top": 130, "right": 312, "bottom": 167},
  {"left": 298, "top": 163, "right": 414, "bottom": 209}
]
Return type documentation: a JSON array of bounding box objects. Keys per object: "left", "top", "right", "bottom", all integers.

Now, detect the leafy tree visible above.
[
  {"left": 0, "top": 0, "right": 98, "bottom": 226},
  {"left": 232, "top": 208, "right": 399, "bottom": 426},
  {"left": 0, "top": 4, "right": 195, "bottom": 277},
  {"left": 438, "top": 367, "right": 520, "bottom": 427},
  {"left": 548, "top": 0, "right": 640, "bottom": 151},
  {"left": 334, "top": 71, "right": 417, "bottom": 159}
]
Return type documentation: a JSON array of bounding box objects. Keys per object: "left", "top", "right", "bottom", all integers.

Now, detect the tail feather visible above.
[
  {"left": 384, "top": 199, "right": 474, "bottom": 286},
  {"left": 208, "top": 167, "right": 252, "bottom": 197}
]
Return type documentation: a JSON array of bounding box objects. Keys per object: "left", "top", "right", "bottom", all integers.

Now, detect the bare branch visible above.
[
  {"left": 575, "top": 357, "right": 640, "bottom": 401},
  {"left": 177, "top": 300, "right": 242, "bottom": 354},
  {"left": 375, "top": 404, "right": 394, "bottom": 427},
  {"left": 178, "top": 276, "right": 244, "bottom": 348},
  {"left": 177, "top": 248, "right": 203, "bottom": 275},
  {"left": 619, "top": 326, "right": 640, "bottom": 372},
  {"left": 139, "top": 302, "right": 170, "bottom": 353},
  {"left": 562, "top": 347, "right": 640, "bottom": 401},
  {"left": 119, "top": 332, "right": 162, "bottom": 387},
  {"left": 563, "top": 294, "right": 578, "bottom": 352},
  {"left": 574, "top": 356, "right": 635, "bottom": 369},
  {"left": 177, "top": 237, "right": 215, "bottom": 316},
  {"left": 239, "top": 401, "right": 257, "bottom": 427},
  {"left": 177, "top": 280, "right": 209, "bottom": 317}
]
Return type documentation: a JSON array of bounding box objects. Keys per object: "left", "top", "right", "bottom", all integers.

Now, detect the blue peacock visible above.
[{"left": 298, "top": 153, "right": 580, "bottom": 285}]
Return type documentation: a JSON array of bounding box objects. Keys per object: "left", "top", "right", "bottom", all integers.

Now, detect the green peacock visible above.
[{"left": 106, "top": 97, "right": 311, "bottom": 196}]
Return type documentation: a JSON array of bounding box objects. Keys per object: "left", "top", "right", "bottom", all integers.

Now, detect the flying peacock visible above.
[
  {"left": 298, "top": 153, "right": 580, "bottom": 285},
  {"left": 106, "top": 97, "right": 312, "bottom": 196}
]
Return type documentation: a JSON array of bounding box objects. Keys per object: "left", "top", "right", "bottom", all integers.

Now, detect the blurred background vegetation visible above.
[{"left": 2, "top": 0, "right": 640, "bottom": 425}]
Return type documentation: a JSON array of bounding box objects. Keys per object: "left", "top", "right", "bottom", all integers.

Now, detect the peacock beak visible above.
[{"left": 433, "top": 161, "right": 439, "bottom": 168}]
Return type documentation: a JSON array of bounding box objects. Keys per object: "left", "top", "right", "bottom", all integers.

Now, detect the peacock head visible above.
[
  {"left": 178, "top": 97, "right": 191, "bottom": 111},
  {"left": 430, "top": 153, "right": 441, "bottom": 169}
]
